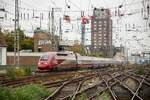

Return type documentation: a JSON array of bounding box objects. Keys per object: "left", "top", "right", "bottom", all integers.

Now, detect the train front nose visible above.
[
  {"left": 37, "top": 54, "right": 57, "bottom": 70},
  {"left": 38, "top": 61, "right": 51, "bottom": 70},
  {"left": 37, "top": 54, "right": 51, "bottom": 70}
]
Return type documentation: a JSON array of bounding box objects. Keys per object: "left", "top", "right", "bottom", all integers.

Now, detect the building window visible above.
[
  {"left": 99, "top": 24, "right": 102, "bottom": 27},
  {"left": 103, "top": 27, "right": 106, "bottom": 30},
  {"left": 103, "top": 22, "right": 107, "bottom": 26},
  {"left": 99, "top": 34, "right": 102, "bottom": 36},
  {"left": 103, "top": 30, "right": 107, "bottom": 33},
  {"left": 94, "top": 27, "right": 97, "bottom": 31},
  {"left": 94, "top": 34, "right": 97, "bottom": 36},
  {"left": 99, "top": 41, "right": 101, "bottom": 43},
  {"left": 99, "top": 36, "right": 102, "bottom": 38}
]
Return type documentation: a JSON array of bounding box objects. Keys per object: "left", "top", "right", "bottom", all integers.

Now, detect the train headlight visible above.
[
  {"left": 45, "top": 62, "right": 48, "bottom": 65},
  {"left": 38, "top": 62, "right": 41, "bottom": 65}
]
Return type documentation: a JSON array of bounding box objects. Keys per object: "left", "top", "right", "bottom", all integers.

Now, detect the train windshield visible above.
[{"left": 40, "top": 55, "right": 49, "bottom": 61}]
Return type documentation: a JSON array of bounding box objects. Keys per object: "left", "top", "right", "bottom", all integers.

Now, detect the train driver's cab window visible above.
[{"left": 40, "top": 55, "right": 49, "bottom": 61}]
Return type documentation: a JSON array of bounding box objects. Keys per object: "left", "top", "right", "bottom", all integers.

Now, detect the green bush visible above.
[
  {"left": 0, "top": 84, "right": 49, "bottom": 100},
  {"left": 15, "top": 68, "right": 25, "bottom": 77},
  {"left": 0, "top": 87, "right": 15, "bottom": 100},
  {"left": 6, "top": 67, "right": 33, "bottom": 79},
  {"left": 23, "top": 67, "right": 32, "bottom": 76},
  {"left": 6, "top": 67, "right": 16, "bottom": 80},
  {"left": 14, "top": 84, "right": 49, "bottom": 100}
]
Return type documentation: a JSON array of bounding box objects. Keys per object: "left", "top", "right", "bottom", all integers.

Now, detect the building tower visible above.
[{"left": 91, "top": 8, "right": 113, "bottom": 57}]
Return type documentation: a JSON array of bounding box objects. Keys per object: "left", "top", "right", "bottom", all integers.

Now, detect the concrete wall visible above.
[
  {"left": 0, "top": 47, "right": 6, "bottom": 65},
  {"left": 7, "top": 52, "right": 44, "bottom": 65}
]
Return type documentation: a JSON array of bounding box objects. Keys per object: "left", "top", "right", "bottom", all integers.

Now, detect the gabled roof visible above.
[{"left": 0, "top": 32, "right": 6, "bottom": 47}]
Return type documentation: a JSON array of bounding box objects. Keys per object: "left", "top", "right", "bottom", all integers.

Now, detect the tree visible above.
[
  {"left": 3, "top": 29, "right": 34, "bottom": 51},
  {"left": 71, "top": 44, "right": 86, "bottom": 55},
  {"left": 20, "top": 38, "right": 33, "bottom": 50},
  {"left": 4, "top": 31, "right": 14, "bottom": 51}
]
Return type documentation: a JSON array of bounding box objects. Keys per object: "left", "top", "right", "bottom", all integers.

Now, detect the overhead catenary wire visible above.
[{"left": 1, "top": 0, "right": 143, "bottom": 13}]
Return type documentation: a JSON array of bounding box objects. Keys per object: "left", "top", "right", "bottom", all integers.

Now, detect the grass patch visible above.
[
  {"left": 0, "top": 84, "right": 49, "bottom": 100},
  {"left": 100, "top": 92, "right": 111, "bottom": 100},
  {"left": 79, "top": 93, "right": 87, "bottom": 100},
  {"left": 6, "top": 67, "right": 17, "bottom": 80},
  {"left": 23, "top": 67, "right": 32, "bottom": 76},
  {"left": 14, "top": 84, "right": 49, "bottom": 100},
  {"left": 6, "top": 67, "right": 32, "bottom": 79},
  {"left": 0, "top": 87, "right": 15, "bottom": 100},
  {"left": 136, "top": 67, "right": 145, "bottom": 75}
]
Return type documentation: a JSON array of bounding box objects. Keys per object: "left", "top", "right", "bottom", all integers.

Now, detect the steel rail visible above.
[
  {"left": 71, "top": 81, "right": 84, "bottom": 100},
  {"left": 88, "top": 81, "right": 118, "bottom": 100},
  {"left": 131, "top": 71, "right": 149, "bottom": 100},
  {"left": 98, "top": 70, "right": 117, "bottom": 100},
  {"left": 126, "top": 71, "right": 150, "bottom": 85},
  {"left": 44, "top": 74, "right": 97, "bottom": 100},
  {"left": 69, "top": 72, "right": 122, "bottom": 100},
  {"left": 110, "top": 73, "right": 143, "bottom": 100},
  {"left": 124, "top": 73, "right": 150, "bottom": 87}
]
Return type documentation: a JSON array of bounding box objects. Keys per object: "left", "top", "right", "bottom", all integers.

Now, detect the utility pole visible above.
[
  {"left": 14, "top": 0, "right": 20, "bottom": 65},
  {"left": 48, "top": 11, "right": 51, "bottom": 35},
  {"left": 59, "top": 18, "right": 62, "bottom": 40},
  {"left": 48, "top": 9, "right": 52, "bottom": 51},
  {"left": 40, "top": 13, "right": 42, "bottom": 29},
  {"left": 51, "top": 8, "right": 55, "bottom": 51},
  {"left": 81, "top": 11, "right": 86, "bottom": 55},
  {"left": 81, "top": 11, "right": 85, "bottom": 46}
]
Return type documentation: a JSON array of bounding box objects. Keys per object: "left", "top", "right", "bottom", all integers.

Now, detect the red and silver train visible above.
[{"left": 37, "top": 51, "right": 124, "bottom": 70}]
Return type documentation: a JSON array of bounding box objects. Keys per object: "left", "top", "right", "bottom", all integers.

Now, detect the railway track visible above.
[
  {"left": 0, "top": 70, "right": 95, "bottom": 88},
  {"left": 0, "top": 64, "right": 149, "bottom": 100},
  {"left": 44, "top": 65, "right": 150, "bottom": 100}
]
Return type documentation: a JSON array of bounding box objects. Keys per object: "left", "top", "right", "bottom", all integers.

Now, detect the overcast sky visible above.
[{"left": 0, "top": 0, "right": 150, "bottom": 53}]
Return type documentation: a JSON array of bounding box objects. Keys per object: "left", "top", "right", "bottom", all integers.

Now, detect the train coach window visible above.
[
  {"left": 57, "top": 53, "right": 68, "bottom": 56},
  {"left": 40, "top": 55, "right": 49, "bottom": 61}
]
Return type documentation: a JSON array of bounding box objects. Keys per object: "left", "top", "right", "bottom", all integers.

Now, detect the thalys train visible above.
[{"left": 37, "top": 51, "right": 124, "bottom": 70}]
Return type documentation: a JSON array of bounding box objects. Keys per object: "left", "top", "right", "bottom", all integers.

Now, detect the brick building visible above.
[
  {"left": 33, "top": 29, "right": 59, "bottom": 52},
  {"left": 91, "top": 8, "right": 113, "bottom": 57}
]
